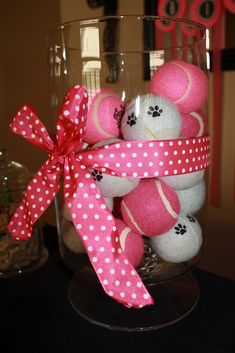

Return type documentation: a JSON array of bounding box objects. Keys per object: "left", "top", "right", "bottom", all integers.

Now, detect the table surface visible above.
[{"left": 0, "top": 225, "right": 235, "bottom": 353}]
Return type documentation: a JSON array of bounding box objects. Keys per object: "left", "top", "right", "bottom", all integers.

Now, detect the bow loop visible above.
[
  {"left": 10, "top": 105, "right": 54, "bottom": 153},
  {"left": 55, "top": 85, "right": 88, "bottom": 156},
  {"left": 8, "top": 155, "right": 63, "bottom": 240}
]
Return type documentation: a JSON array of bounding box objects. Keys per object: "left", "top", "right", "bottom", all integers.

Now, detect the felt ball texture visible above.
[
  {"left": 159, "top": 170, "right": 205, "bottom": 190},
  {"left": 62, "top": 196, "right": 114, "bottom": 221},
  {"left": 176, "top": 179, "right": 206, "bottom": 214},
  {"left": 150, "top": 213, "right": 203, "bottom": 263},
  {"left": 61, "top": 220, "right": 86, "bottom": 254},
  {"left": 121, "top": 94, "right": 181, "bottom": 141},
  {"left": 84, "top": 88, "right": 122, "bottom": 144},
  {"left": 115, "top": 218, "right": 144, "bottom": 268},
  {"left": 150, "top": 60, "right": 208, "bottom": 113},
  {"left": 180, "top": 110, "right": 207, "bottom": 138},
  {"left": 91, "top": 138, "right": 139, "bottom": 197},
  {"left": 121, "top": 179, "right": 180, "bottom": 237}
]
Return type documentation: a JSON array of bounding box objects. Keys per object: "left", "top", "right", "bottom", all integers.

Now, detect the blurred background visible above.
[{"left": 0, "top": 0, "right": 234, "bottom": 280}]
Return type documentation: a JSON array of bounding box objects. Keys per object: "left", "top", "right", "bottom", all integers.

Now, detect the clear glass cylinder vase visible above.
[{"left": 49, "top": 15, "right": 209, "bottom": 331}]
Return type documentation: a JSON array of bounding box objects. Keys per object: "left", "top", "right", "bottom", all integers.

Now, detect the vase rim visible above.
[{"left": 57, "top": 15, "right": 207, "bottom": 32}]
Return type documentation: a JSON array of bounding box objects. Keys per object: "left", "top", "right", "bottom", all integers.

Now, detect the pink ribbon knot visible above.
[{"left": 7, "top": 84, "right": 156, "bottom": 308}]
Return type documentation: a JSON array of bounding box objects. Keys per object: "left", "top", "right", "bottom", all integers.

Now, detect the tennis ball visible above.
[
  {"left": 180, "top": 110, "right": 207, "bottom": 138},
  {"left": 121, "top": 94, "right": 181, "bottom": 141},
  {"left": 61, "top": 220, "right": 85, "bottom": 254},
  {"left": 150, "top": 213, "right": 203, "bottom": 263},
  {"left": 84, "top": 88, "right": 123, "bottom": 144},
  {"left": 159, "top": 170, "right": 205, "bottom": 190},
  {"left": 175, "top": 179, "right": 206, "bottom": 214},
  {"left": 150, "top": 60, "right": 208, "bottom": 113},
  {"left": 121, "top": 179, "right": 180, "bottom": 237},
  {"left": 91, "top": 138, "right": 139, "bottom": 197},
  {"left": 115, "top": 218, "right": 144, "bottom": 268}
]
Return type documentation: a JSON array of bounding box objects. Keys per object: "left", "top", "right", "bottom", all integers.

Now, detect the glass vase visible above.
[
  {"left": 0, "top": 148, "right": 48, "bottom": 277},
  {"left": 49, "top": 15, "right": 209, "bottom": 331}
]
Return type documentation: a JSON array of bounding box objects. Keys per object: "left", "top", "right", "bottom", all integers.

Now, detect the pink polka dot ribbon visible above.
[{"left": 7, "top": 84, "right": 210, "bottom": 309}]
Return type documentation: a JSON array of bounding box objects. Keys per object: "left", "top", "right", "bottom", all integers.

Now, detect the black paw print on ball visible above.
[
  {"left": 186, "top": 215, "right": 196, "bottom": 223},
  {"left": 91, "top": 170, "right": 103, "bottom": 182},
  {"left": 175, "top": 223, "right": 187, "bottom": 235},
  {"left": 147, "top": 105, "right": 163, "bottom": 117},
  {"left": 127, "top": 113, "right": 137, "bottom": 126}
]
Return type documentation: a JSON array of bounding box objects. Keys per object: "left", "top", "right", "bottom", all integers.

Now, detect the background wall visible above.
[{"left": 0, "top": 0, "right": 234, "bottom": 280}]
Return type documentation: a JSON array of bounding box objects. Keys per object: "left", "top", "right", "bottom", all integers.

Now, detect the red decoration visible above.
[{"left": 7, "top": 84, "right": 210, "bottom": 308}]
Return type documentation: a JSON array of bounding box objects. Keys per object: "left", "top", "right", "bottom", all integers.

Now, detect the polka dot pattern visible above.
[
  {"left": 78, "top": 136, "right": 210, "bottom": 178},
  {"left": 10, "top": 107, "right": 54, "bottom": 153},
  {"left": 7, "top": 84, "right": 154, "bottom": 309},
  {"left": 8, "top": 154, "right": 62, "bottom": 240},
  {"left": 63, "top": 153, "right": 153, "bottom": 308},
  {"left": 7, "top": 84, "right": 210, "bottom": 309}
]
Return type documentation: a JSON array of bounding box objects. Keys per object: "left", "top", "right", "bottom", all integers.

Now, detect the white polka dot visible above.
[
  {"left": 115, "top": 280, "right": 120, "bottom": 286},
  {"left": 92, "top": 257, "right": 97, "bottom": 263},
  {"left": 143, "top": 293, "right": 150, "bottom": 299},
  {"left": 64, "top": 110, "right": 70, "bottom": 116}
]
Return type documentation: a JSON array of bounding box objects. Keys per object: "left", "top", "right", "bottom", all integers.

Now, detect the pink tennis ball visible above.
[
  {"left": 115, "top": 218, "right": 144, "bottom": 268},
  {"left": 84, "top": 88, "right": 123, "bottom": 144},
  {"left": 180, "top": 110, "right": 207, "bottom": 138},
  {"left": 121, "top": 179, "right": 180, "bottom": 237},
  {"left": 150, "top": 60, "right": 208, "bottom": 113}
]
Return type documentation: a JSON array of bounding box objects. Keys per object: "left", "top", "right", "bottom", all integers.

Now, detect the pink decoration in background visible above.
[{"left": 7, "top": 84, "right": 210, "bottom": 309}]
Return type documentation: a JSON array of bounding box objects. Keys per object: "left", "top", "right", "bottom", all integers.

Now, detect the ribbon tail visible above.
[
  {"left": 8, "top": 156, "right": 63, "bottom": 240},
  {"left": 63, "top": 154, "right": 154, "bottom": 309}
]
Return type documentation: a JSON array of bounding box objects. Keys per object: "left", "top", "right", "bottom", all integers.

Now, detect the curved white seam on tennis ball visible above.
[
  {"left": 93, "top": 93, "right": 116, "bottom": 138},
  {"left": 155, "top": 180, "right": 178, "bottom": 219},
  {"left": 172, "top": 62, "right": 191, "bottom": 105},
  {"left": 145, "top": 127, "right": 179, "bottom": 139},
  {"left": 119, "top": 226, "right": 130, "bottom": 250},
  {"left": 121, "top": 201, "right": 144, "bottom": 234},
  {"left": 190, "top": 111, "right": 204, "bottom": 136}
]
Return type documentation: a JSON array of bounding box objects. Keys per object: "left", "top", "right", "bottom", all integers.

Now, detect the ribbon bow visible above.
[{"left": 8, "top": 84, "right": 210, "bottom": 309}]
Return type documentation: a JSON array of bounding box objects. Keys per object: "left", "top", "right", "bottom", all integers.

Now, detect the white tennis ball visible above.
[
  {"left": 121, "top": 94, "right": 181, "bottom": 141},
  {"left": 159, "top": 170, "right": 205, "bottom": 190},
  {"left": 176, "top": 179, "right": 206, "bottom": 214},
  {"left": 150, "top": 213, "right": 203, "bottom": 263},
  {"left": 91, "top": 138, "right": 139, "bottom": 197}
]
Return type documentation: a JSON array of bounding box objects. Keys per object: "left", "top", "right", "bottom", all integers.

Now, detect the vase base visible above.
[{"left": 68, "top": 270, "right": 200, "bottom": 332}]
